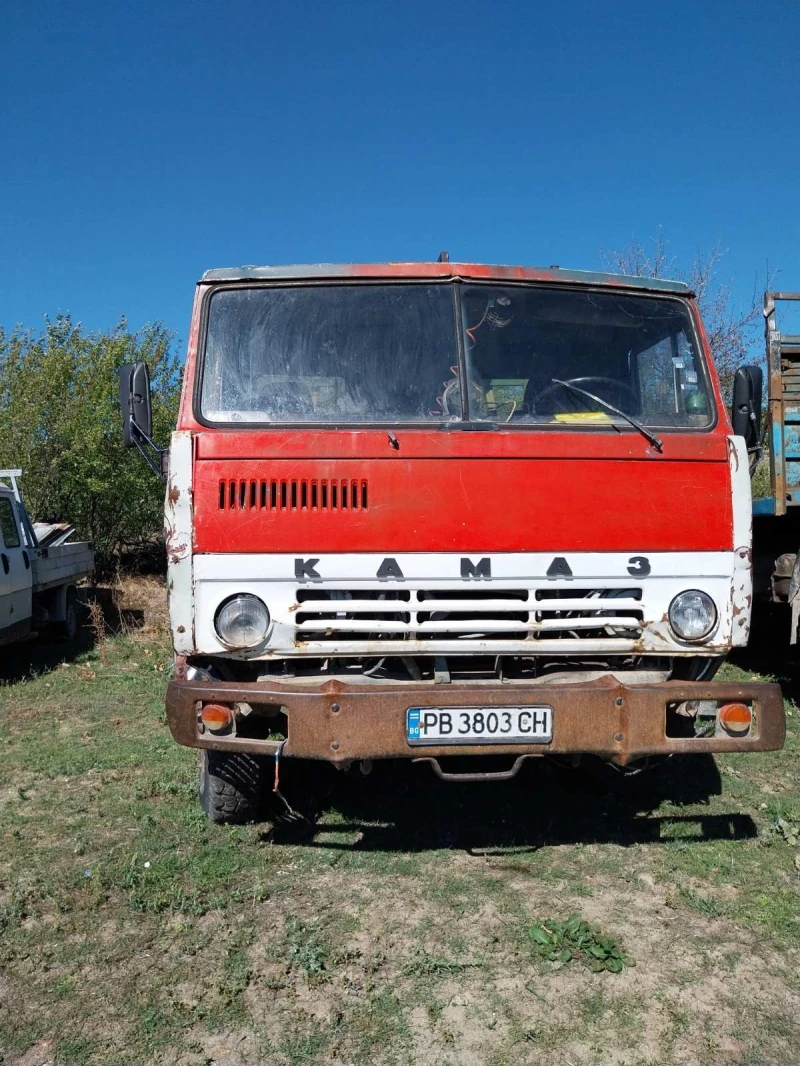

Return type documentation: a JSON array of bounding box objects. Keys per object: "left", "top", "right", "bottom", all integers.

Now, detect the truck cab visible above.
[
  {"left": 0, "top": 481, "right": 33, "bottom": 646},
  {"left": 120, "top": 261, "right": 786, "bottom": 822}
]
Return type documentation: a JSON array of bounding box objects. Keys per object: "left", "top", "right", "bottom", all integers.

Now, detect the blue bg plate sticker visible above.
[
  {"left": 407, "top": 708, "right": 422, "bottom": 742},
  {"left": 406, "top": 706, "right": 553, "bottom": 746}
]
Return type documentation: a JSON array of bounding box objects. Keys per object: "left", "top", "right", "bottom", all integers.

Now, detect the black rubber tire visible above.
[
  {"left": 670, "top": 656, "right": 723, "bottom": 682},
  {"left": 198, "top": 749, "right": 268, "bottom": 824},
  {"left": 55, "top": 588, "right": 79, "bottom": 642}
]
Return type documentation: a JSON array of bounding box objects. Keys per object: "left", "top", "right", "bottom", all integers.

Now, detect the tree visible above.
[
  {"left": 601, "top": 233, "right": 764, "bottom": 400},
  {"left": 0, "top": 315, "right": 181, "bottom": 568}
]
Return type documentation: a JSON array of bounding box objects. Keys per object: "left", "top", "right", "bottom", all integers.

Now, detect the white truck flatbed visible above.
[{"left": 33, "top": 542, "right": 96, "bottom": 593}]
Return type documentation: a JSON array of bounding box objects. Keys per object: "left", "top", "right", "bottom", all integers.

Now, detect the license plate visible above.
[{"left": 406, "top": 706, "right": 553, "bottom": 746}]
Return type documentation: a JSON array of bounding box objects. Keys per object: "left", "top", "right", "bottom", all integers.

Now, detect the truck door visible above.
[{"left": 0, "top": 493, "right": 33, "bottom": 643}]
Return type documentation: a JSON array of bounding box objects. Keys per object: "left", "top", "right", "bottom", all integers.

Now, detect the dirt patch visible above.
[
  {"left": 169, "top": 1029, "right": 264, "bottom": 1066},
  {"left": 10, "top": 1039, "right": 56, "bottom": 1066},
  {"left": 214, "top": 856, "right": 800, "bottom": 1066}
]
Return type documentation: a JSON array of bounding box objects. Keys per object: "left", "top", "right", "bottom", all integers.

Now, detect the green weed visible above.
[
  {"left": 286, "top": 917, "right": 330, "bottom": 978},
  {"left": 527, "top": 914, "right": 634, "bottom": 973}
]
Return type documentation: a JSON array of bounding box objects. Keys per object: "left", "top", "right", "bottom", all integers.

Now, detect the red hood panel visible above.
[{"left": 193, "top": 457, "right": 733, "bottom": 554}]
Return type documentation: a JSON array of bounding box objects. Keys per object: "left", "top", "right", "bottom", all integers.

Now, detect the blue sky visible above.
[{"left": 2, "top": 0, "right": 798, "bottom": 351}]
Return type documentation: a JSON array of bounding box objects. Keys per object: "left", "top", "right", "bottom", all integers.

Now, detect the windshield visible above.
[{"left": 199, "top": 281, "right": 713, "bottom": 428}]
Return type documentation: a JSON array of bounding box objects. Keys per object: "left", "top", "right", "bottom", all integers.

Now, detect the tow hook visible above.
[{"left": 413, "top": 754, "right": 535, "bottom": 782}]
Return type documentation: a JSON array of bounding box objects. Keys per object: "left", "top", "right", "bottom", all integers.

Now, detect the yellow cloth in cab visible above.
[{"left": 551, "top": 412, "right": 613, "bottom": 424}]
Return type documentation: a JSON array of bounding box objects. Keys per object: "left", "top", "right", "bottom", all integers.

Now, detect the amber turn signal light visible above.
[
  {"left": 718, "top": 702, "right": 752, "bottom": 737},
  {"left": 200, "top": 703, "right": 233, "bottom": 732}
]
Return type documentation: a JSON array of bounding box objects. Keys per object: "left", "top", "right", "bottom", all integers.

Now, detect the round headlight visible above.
[
  {"left": 668, "top": 590, "right": 717, "bottom": 642},
  {"left": 214, "top": 594, "right": 270, "bottom": 648}
]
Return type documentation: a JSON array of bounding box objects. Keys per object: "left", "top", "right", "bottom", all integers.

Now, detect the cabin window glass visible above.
[
  {"left": 0, "top": 499, "right": 20, "bottom": 549},
  {"left": 461, "top": 284, "right": 713, "bottom": 428},
  {"left": 201, "top": 283, "right": 460, "bottom": 424}
]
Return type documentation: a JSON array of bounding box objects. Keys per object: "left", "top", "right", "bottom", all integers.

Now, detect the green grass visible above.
[
  {"left": 55, "top": 1036, "right": 95, "bottom": 1065},
  {"left": 1, "top": 634, "right": 799, "bottom": 1065}
]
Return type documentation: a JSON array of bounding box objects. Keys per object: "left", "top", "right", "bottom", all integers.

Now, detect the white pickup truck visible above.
[{"left": 0, "top": 470, "right": 94, "bottom": 647}]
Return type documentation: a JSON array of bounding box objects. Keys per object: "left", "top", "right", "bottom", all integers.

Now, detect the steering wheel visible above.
[{"left": 533, "top": 376, "right": 640, "bottom": 413}]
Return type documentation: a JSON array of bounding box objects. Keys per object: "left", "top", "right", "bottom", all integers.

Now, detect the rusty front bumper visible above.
[{"left": 165, "top": 675, "right": 786, "bottom": 766}]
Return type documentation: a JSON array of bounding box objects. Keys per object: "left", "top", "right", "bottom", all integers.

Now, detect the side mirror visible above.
[
  {"left": 119, "top": 361, "right": 153, "bottom": 447},
  {"left": 731, "top": 365, "right": 763, "bottom": 450}
]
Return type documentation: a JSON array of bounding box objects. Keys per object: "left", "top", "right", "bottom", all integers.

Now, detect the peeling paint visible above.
[
  {"left": 165, "top": 431, "right": 195, "bottom": 654},
  {"left": 727, "top": 436, "right": 740, "bottom": 472},
  {"left": 728, "top": 436, "right": 753, "bottom": 647}
]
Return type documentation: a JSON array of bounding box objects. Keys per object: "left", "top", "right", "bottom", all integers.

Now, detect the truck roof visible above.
[{"left": 200, "top": 262, "right": 692, "bottom": 295}]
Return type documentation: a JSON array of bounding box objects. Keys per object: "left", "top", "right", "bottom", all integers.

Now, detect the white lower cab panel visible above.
[{"left": 190, "top": 551, "right": 748, "bottom": 658}]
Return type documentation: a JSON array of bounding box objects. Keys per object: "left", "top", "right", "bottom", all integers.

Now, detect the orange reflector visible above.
[
  {"left": 718, "top": 702, "right": 752, "bottom": 737},
  {"left": 200, "top": 703, "right": 233, "bottom": 732}
]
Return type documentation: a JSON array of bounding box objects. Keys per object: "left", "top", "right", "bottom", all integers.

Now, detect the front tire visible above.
[
  {"left": 198, "top": 749, "right": 268, "bottom": 824},
  {"left": 670, "top": 656, "right": 723, "bottom": 681}
]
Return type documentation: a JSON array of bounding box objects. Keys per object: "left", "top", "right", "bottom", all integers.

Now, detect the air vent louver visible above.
[{"left": 218, "top": 478, "right": 368, "bottom": 512}]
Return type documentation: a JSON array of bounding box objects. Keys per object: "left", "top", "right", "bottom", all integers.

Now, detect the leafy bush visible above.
[{"left": 0, "top": 315, "right": 181, "bottom": 569}]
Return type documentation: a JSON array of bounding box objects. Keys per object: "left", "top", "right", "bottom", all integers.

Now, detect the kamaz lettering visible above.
[{"left": 292, "top": 556, "right": 655, "bottom": 581}]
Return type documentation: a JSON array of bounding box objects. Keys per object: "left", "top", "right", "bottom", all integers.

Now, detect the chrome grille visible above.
[{"left": 294, "top": 587, "right": 644, "bottom": 643}]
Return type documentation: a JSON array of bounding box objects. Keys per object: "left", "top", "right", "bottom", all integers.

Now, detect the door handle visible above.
[{"left": 1, "top": 553, "right": 8, "bottom": 575}]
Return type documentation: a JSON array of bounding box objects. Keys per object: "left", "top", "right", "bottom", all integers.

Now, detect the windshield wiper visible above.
[{"left": 551, "top": 379, "right": 663, "bottom": 453}]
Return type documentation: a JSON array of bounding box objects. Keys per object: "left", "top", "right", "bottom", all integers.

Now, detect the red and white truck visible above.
[{"left": 120, "top": 261, "right": 785, "bottom": 822}]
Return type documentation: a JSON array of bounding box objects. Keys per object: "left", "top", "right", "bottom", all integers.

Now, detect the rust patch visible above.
[
  {"left": 732, "top": 592, "right": 752, "bottom": 618},
  {"left": 630, "top": 613, "right": 670, "bottom": 654},
  {"left": 164, "top": 518, "right": 189, "bottom": 565},
  {"left": 168, "top": 484, "right": 180, "bottom": 504},
  {"left": 728, "top": 437, "right": 740, "bottom": 471}
]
